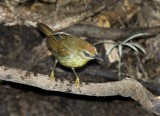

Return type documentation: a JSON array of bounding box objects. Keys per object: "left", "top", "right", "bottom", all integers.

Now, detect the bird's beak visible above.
[{"left": 93, "top": 55, "right": 103, "bottom": 61}]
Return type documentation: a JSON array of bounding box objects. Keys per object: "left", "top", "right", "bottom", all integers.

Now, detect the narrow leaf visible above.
[
  {"left": 123, "top": 33, "right": 150, "bottom": 43},
  {"left": 118, "top": 45, "right": 122, "bottom": 58},
  {"left": 131, "top": 43, "right": 146, "bottom": 54},
  {"left": 122, "top": 43, "right": 139, "bottom": 53},
  {"left": 94, "top": 40, "right": 116, "bottom": 45},
  {"left": 105, "top": 44, "right": 118, "bottom": 56}
]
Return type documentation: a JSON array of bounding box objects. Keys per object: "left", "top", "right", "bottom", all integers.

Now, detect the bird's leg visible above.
[
  {"left": 49, "top": 60, "right": 58, "bottom": 80},
  {"left": 72, "top": 68, "right": 80, "bottom": 89}
]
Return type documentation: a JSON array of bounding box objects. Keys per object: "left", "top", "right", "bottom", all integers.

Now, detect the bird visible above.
[{"left": 37, "top": 23, "right": 103, "bottom": 88}]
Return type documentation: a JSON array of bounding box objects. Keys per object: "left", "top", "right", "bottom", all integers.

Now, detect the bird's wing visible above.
[
  {"left": 37, "top": 23, "right": 71, "bottom": 57},
  {"left": 47, "top": 34, "right": 70, "bottom": 57}
]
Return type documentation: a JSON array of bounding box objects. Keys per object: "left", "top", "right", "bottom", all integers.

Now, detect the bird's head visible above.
[{"left": 77, "top": 40, "right": 103, "bottom": 62}]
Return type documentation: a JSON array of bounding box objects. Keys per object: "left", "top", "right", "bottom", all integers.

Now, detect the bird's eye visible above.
[{"left": 83, "top": 51, "right": 90, "bottom": 57}]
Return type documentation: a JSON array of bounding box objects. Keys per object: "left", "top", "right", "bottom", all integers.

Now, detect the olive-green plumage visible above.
[
  {"left": 37, "top": 23, "right": 102, "bottom": 87},
  {"left": 37, "top": 23, "right": 101, "bottom": 68}
]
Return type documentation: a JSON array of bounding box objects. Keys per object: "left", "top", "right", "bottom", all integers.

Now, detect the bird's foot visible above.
[
  {"left": 49, "top": 71, "right": 55, "bottom": 80},
  {"left": 74, "top": 77, "right": 80, "bottom": 89},
  {"left": 48, "top": 71, "right": 55, "bottom": 86}
]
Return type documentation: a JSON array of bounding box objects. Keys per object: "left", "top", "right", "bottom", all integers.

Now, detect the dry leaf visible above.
[{"left": 104, "top": 40, "right": 120, "bottom": 63}]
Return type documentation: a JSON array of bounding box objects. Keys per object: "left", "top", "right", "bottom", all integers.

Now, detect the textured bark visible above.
[
  {"left": 0, "top": 0, "right": 118, "bottom": 31},
  {"left": 0, "top": 66, "right": 160, "bottom": 115},
  {"left": 63, "top": 25, "right": 160, "bottom": 40}
]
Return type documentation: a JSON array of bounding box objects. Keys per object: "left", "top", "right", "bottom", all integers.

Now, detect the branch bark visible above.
[
  {"left": 63, "top": 24, "right": 160, "bottom": 40},
  {"left": 84, "top": 67, "right": 160, "bottom": 95},
  {"left": 0, "top": 66, "right": 160, "bottom": 115},
  {"left": 0, "top": 0, "right": 118, "bottom": 31}
]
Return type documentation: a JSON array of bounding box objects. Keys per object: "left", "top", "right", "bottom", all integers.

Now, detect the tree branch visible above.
[
  {"left": 84, "top": 67, "right": 160, "bottom": 94},
  {"left": 0, "top": 66, "right": 160, "bottom": 115},
  {"left": 63, "top": 24, "right": 160, "bottom": 40},
  {"left": 0, "top": 0, "right": 118, "bottom": 31}
]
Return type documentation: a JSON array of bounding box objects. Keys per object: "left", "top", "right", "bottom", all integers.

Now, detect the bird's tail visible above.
[
  {"left": 37, "top": 23, "right": 59, "bottom": 52},
  {"left": 37, "top": 23, "right": 54, "bottom": 36}
]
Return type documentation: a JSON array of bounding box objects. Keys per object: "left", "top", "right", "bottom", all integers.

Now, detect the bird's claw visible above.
[
  {"left": 47, "top": 71, "right": 55, "bottom": 86},
  {"left": 75, "top": 77, "right": 80, "bottom": 89},
  {"left": 49, "top": 71, "right": 55, "bottom": 80}
]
